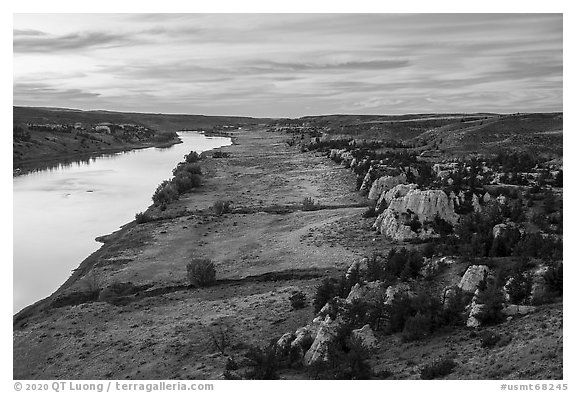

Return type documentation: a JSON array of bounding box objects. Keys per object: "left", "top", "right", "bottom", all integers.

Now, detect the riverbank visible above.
[{"left": 13, "top": 136, "right": 182, "bottom": 177}]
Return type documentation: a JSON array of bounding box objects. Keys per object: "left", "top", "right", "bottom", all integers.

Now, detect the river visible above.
[{"left": 13, "top": 131, "right": 232, "bottom": 313}]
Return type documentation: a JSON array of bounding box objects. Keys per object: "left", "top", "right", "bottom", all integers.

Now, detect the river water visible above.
[{"left": 13, "top": 132, "right": 232, "bottom": 313}]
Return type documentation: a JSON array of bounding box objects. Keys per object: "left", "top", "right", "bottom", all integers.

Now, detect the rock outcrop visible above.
[
  {"left": 386, "top": 189, "right": 459, "bottom": 224},
  {"left": 372, "top": 209, "right": 419, "bottom": 241},
  {"left": 303, "top": 316, "right": 341, "bottom": 366},
  {"left": 459, "top": 265, "right": 489, "bottom": 293},
  {"left": 368, "top": 174, "right": 407, "bottom": 201},
  {"left": 375, "top": 183, "right": 418, "bottom": 211},
  {"left": 350, "top": 324, "right": 378, "bottom": 351}
]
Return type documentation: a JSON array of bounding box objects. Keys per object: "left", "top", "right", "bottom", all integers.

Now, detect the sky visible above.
[{"left": 13, "top": 13, "right": 563, "bottom": 118}]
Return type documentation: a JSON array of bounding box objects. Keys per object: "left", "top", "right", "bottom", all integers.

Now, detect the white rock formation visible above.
[
  {"left": 376, "top": 183, "right": 419, "bottom": 211},
  {"left": 385, "top": 282, "right": 413, "bottom": 305},
  {"left": 386, "top": 189, "right": 459, "bottom": 224},
  {"left": 373, "top": 209, "right": 419, "bottom": 241},
  {"left": 346, "top": 281, "right": 387, "bottom": 304},
  {"left": 368, "top": 174, "right": 407, "bottom": 200},
  {"left": 459, "top": 265, "right": 489, "bottom": 293},
  {"left": 351, "top": 324, "right": 378, "bottom": 351},
  {"left": 303, "top": 316, "right": 341, "bottom": 366}
]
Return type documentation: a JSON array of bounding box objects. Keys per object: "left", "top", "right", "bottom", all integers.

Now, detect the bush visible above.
[
  {"left": 213, "top": 200, "right": 231, "bottom": 216},
  {"left": 365, "top": 253, "right": 386, "bottom": 282},
  {"left": 478, "top": 330, "right": 501, "bottom": 348},
  {"left": 243, "top": 344, "right": 279, "bottom": 380},
  {"left": 544, "top": 262, "right": 563, "bottom": 296},
  {"left": 420, "top": 358, "right": 457, "bottom": 379},
  {"left": 289, "top": 291, "right": 308, "bottom": 310},
  {"left": 152, "top": 180, "right": 179, "bottom": 206},
  {"left": 313, "top": 278, "right": 340, "bottom": 313},
  {"left": 506, "top": 271, "right": 533, "bottom": 304},
  {"left": 474, "top": 281, "right": 505, "bottom": 325},
  {"left": 401, "top": 312, "right": 432, "bottom": 342},
  {"left": 186, "top": 258, "right": 216, "bottom": 287},
  {"left": 135, "top": 211, "right": 152, "bottom": 224},
  {"left": 213, "top": 151, "right": 230, "bottom": 158},
  {"left": 302, "top": 197, "right": 318, "bottom": 211},
  {"left": 184, "top": 151, "right": 200, "bottom": 163}
]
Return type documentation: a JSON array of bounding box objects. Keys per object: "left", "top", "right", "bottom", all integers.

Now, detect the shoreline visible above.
[
  {"left": 13, "top": 133, "right": 234, "bottom": 323},
  {"left": 13, "top": 137, "right": 182, "bottom": 177}
]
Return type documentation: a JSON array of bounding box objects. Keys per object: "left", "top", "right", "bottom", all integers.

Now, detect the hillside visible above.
[{"left": 13, "top": 106, "right": 272, "bottom": 174}]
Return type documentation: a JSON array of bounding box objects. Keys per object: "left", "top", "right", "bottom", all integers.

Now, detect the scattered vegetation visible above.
[
  {"left": 420, "top": 358, "right": 457, "bottom": 379},
  {"left": 213, "top": 200, "right": 231, "bottom": 216},
  {"left": 289, "top": 291, "right": 308, "bottom": 310},
  {"left": 186, "top": 258, "right": 216, "bottom": 288}
]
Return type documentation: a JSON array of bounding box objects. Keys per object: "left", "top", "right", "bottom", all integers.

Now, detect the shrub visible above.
[
  {"left": 208, "top": 323, "right": 233, "bottom": 355},
  {"left": 365, "top": 253, "right": 386, "bottom": 282},
  {"left": 401, "top": 312, "right": 432, "bottom": 342},
  {"left": 478, "top": 330, "right": 501, "bottom": 348},
  {"left": 186, "top": 258, "right": 216, "bottom": 287},
  {"left": 173, "top": 172, "right": 202, "bottom": 193},
  {"left": 213, "top": 151, "right": 230, "bottom": 158},
  {"left": 474, "top": 281, "right": 505, "bottom": 325},
  {"left": 243, "top": 344, "right": 279, "bottom": 380},
  {"left": 544, "top": 262, "right": 563, "bottom": 296},
  {"left": 184, "top": 151, "right": 200, "bottom": 163},
  {"left": 213, "top": 200, "right": 231, "bottom": 216},
  {"left": 362, "top": 206, "right": 377, "bottom": 218},
  {"left": 313, "top": 278, "right": 339, "bottom": 313},
  {"left": 302, "top": 197, "right": 317, "bottom": 211},
  {"left": 420, "top": 358, "right": 457, "bottom": 379},
  {"left": 135, "top": 211, "right": 152, "bottom": 224},
  {"left": 173, "top": 162, "right": 202, "bottom": 176},
  {"left": 506, "top": 271, "right": 533, "bottom": 304},
  {"left": 152, "top": 180, "right": 179, "bottom": 206},
  {"left": 289, "top": 291, "right": 308, "bottom": 310}
]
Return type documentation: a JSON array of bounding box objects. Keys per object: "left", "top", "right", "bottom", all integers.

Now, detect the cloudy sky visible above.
[{"left": 13, "top": 13, "right": 562, "bottom": 117}]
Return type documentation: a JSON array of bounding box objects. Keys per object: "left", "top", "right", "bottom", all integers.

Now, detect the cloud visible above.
[
  {"left": 14, "top": 82, "right": 101, "bottom": 101},
  {"left": 13, "top": 29, "right": 47, "bottom": 37},
  {"left": 13, "top": 31, "right": 140, "bottom": 53}
]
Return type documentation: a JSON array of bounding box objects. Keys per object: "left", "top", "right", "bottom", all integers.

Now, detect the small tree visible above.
[
  {"left": 213, "top": 200, "right": 231, "bottom": 216},
  {"left": 187, "top": 258, "right": 216, "bottom": 287}
]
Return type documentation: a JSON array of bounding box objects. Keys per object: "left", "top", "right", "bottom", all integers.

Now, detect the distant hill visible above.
[
  {"left": 290, "top": 112, "right": 563, "bottom": 158},
  {"left": 13, "top": 106, "right": 273, "bottom": 132}
]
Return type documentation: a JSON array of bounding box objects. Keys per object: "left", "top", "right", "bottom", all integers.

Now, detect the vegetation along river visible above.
[{"left": 13, "top": 131, "right": 232, "bottom": 313}]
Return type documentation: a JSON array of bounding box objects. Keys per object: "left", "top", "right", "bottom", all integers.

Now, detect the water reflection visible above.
[{"left": 13, "top": 132, "right": 231, "bottom": 313}]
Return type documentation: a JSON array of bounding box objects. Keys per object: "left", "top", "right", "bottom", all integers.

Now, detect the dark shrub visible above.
[
  {"left": 173, "top": 162, "right": 202, "bottom": 176},
  {"left": 184, "top": 151, "right": 200, "bottom": 163},
  {"left": 420, "top": 358, "right": 457, "bottom": 380},
  {"left": 302, "top": 197, "right": 317, "bottom": 211},
  {"left": 479, "top": 330, "right": 501, "bottom": 348},
  {"left": 544, "top": 262, "right": 563, "bottom": 296},
  {"left": 474, "top": 281, "right": 505, "bottom": 325},
  {"left": 173, "top": 172, "right": 202, "bottom": 193},
  {"left": 213, "top": 200, "right": 231, "bottom": 216},
  {"left": 152, "top": 180, "right": 179, "bottom": 206},
  {"left": 365, "top": 253, "right": 386, "bottom": 282},
  {"left": 313, "top": 278, "right": 339, "bottom": 313},
  {"left": 213, "top": 151, "right": 230, "bottom": 158},
  {"left": 289, "top": 291, "right": 307, "bottom": 310},
  {"left": 186, "top": 258, "right": 216, "bottom": 287},
  {"left": 135, "top": 211, "right": 152, "bottom": 224},
  {"left": 243, "top": 344, "right": 279, "bottom": 380},
  {"left": 402, "top": 312, "right": 432, "bottom": 342},
  {"left": 506, "top": 271, "right": 533, "bottom": 304}
]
